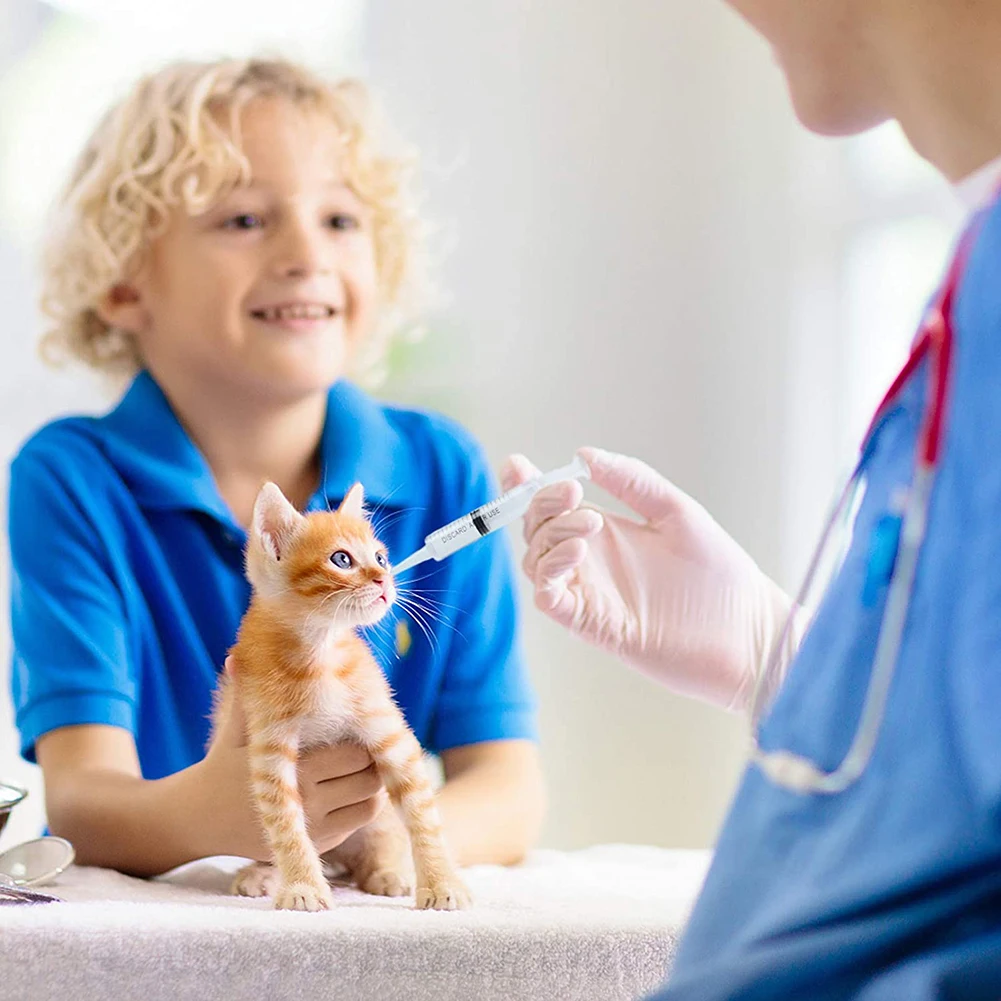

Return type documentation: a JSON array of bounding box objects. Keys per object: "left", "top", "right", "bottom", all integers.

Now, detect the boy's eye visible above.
[
  {"left": 375, "top": 552, "right": 388, "bottom": 569},
  {"left": 328, "top": 214, "right": 359, "bottom": 231},
  {"left": 331, "top": 550, "right": 353, "bottom": 570},
  {"left": 222, "top": 214, "right": 263, "bottom": 230}
]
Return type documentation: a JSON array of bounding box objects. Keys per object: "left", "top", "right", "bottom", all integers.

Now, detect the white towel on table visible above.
[{"left": 0, "top": 845, "right": 710, "bottom": 1001}]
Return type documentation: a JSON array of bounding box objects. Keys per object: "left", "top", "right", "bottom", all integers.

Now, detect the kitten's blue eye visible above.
[
  {"left": 331, "top": 550, "right": 353, "bottom": 569},
  {"left": 375, "top": 552, "right": 388, "bottom": 569}
]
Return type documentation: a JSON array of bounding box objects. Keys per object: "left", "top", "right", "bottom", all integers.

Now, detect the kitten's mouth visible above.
[{"left": 355, "top": 589, "right": 391, "bottom": 616}]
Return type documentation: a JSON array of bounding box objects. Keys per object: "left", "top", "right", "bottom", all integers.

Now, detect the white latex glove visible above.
[{"left": 500, "top": 447, "right": 806, "bottom": 713}]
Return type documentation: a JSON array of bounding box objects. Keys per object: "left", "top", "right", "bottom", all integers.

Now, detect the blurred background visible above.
[{"left": 0, "top": 0, "right": 963, "bottom": 852}]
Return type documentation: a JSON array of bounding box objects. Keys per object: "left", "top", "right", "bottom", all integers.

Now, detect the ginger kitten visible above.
[{"left": 214, "top": 481, "right": 470, "bottom": 912}]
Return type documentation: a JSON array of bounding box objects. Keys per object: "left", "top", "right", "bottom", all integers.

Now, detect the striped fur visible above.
[{"left": 216, "top": 481, "right": 470, "bottom": 912}]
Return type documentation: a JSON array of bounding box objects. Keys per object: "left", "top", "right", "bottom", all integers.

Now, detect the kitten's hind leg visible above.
[
  {"left": 325, "top": 801, "right": 413, "bottom": 897},
  {"left": 362, "top": 714, "right": 471, "bottom": 910},
  {"left": 232, "top": 860, "right": 279, "bottom": 898}
]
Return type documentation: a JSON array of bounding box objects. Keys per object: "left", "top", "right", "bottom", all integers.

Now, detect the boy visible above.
[{"left": 10, "top": 58, "right": 544, "bottom": 876}]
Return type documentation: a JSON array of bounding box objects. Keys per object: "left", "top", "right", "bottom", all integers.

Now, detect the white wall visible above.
[
  {"left": 363, "top": 1, "right": 802, "bottom": 848},
  {"left": 1, "top": 0, "right": 807, "bottom": 852}
]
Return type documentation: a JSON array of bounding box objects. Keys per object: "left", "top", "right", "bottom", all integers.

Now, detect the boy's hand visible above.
[{"left": 195, "top": 658, "right": 386, "bottom": 860}]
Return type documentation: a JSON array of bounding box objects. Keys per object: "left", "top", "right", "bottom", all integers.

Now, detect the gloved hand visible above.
[{"left": 500, "top": 447, "right": 806, "bottom": 713}]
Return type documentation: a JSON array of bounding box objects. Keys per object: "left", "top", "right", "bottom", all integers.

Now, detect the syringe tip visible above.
[{"left": 393, "top": 545, "right": 430, "bottom": 574}]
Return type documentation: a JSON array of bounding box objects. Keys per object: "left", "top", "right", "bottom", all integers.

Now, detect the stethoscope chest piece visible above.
[{"left": 0, "top": 836, "right": 75, "bottom": 887}]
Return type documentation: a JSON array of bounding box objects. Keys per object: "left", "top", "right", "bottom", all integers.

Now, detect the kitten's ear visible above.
[
  {"left": 252, "top": 482, "right": 303, "bottom": 561},
  {"left": 338, "top": 482, "right": 366, "bottom": 520}
]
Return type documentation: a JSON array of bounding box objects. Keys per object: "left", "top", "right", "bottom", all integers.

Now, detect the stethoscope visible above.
[
  {"left": 748, "top": 220, "right": 976, "bottom": 795},
  {"left": 0, "top": 782, "right": 74, "bottom": 903}
]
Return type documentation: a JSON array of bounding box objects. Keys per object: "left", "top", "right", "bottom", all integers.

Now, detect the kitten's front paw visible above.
[
  {"left": 361, "top": 868, "right": 412, "bottom": 897},
  {"left": 416, "top": 876, "right": 472, "bottom": 911},
  {"left": 232, "top": 863, "right": 278, "bottom": 898},
  {"left": 274, "top": 881, "right": 333, "bottom": 912}
]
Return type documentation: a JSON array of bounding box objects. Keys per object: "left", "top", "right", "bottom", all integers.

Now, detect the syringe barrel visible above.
[
  {"left": 417, "top": 455, "right": 591, "bottom": 565},
  {"left": 423, "top": 480, "right": 540, "bottom": 562}
]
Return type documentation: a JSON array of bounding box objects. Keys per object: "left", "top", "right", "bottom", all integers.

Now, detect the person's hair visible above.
[{"left": 39, "top": 57, "right": 425, "bottom": 386}]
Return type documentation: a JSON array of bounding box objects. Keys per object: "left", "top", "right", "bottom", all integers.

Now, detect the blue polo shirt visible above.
[{"left": 8, "top": 372, "right": 536, "bottom": 778}]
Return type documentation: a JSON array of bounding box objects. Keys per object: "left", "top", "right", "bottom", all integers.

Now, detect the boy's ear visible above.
[
  {"left": 252, "top": 482, "right": 304, "bottom": 561},
  {"left": 95, "top": 282, "right": 148, "bottom": 334},
  {"left": 338, "top": 482, "right": 365, "bottom": 519}
]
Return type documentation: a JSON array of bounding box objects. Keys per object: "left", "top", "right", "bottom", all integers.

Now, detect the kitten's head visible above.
[{"left": 246, "top": 481, "right": 396, "bottom": 629}]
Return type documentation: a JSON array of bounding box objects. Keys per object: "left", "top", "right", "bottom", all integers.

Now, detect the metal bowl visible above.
[{"left": 0, "top": 782, "right": 27, "bottom": 839}]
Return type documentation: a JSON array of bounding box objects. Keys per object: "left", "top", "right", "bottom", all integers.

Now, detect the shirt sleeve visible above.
[
  {"left": 8, "top": 445, "right": 136, "bottom": 763},
  {"left": 425, "top": 430, "right": 538, "bottom": 753}
]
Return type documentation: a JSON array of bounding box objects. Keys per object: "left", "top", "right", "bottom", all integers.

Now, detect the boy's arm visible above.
[
  {"left": 38, "top": 724, "right": 216, "bottom": 876},
  {"left": 36, "top": 715, "right": 387, "bottom": 877},
  {"left": 437, "top": 739, "right": 546, "bottom": 866},
  {"left": 35, "top": 721, "right": 269, "bottom": 877}
]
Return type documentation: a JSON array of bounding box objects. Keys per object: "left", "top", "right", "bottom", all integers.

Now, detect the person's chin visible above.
[
  {"left": 236, "top": 366, "right": 342, "bottom": 403},
  {"left": 256, "top": 350, "right": 350, "bottom": 397},
  {"left": 786, "top": 74, "right": 888, "bottom": 137}
]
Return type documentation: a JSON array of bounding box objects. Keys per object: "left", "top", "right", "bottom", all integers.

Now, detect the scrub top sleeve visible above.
[
  {"left": 8, "top": 449, "right": 135, "bottom": 763},
  {"left": 426, "top": 439, "right": 538, "bottom": 753}
]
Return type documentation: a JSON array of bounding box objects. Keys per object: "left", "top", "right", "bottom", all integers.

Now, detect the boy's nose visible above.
[{"left": 274, "top": 221, "right": 330, "bottom": 278}]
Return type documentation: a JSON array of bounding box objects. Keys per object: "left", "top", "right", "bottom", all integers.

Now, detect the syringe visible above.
[{"left": 393, "top": 455, "right": 591, "bottom": 574}]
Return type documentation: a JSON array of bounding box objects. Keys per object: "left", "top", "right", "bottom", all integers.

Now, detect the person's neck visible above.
[
  {"left": 155, "top": 371, "right": 328, "bottom": 528},
  {"left": 883, "top": 3, "right": 1001, "bottom": 181}
]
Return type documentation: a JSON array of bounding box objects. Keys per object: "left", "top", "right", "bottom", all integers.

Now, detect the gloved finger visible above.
[
  {"left": 535, "top": 537, "right": 589, "bottom": 591},
  {"left": 579, "top": 447, "right": 686, "bottom": 523},
  {"left": 500, "top": 453, "right": 542, "bottom": 492},
  {"left": 534, "top": 539, "right": 588, "bottom": 625},
  {"left": 522, "top": 479, "right": 585, "bottom": 546},
  {"left": 524, "top": 508, "right": 603, "bottom": 579}
]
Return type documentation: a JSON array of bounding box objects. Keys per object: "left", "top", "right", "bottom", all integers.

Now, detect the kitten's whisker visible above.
[
  {"left": 396, "top": 597, "right": 456, "bottom": 656},
  {"left": 365, "top": 484, "right": 406, "bottom": 523},
  {"left": 397, "top": 600, "right": 440, "bottom": 658},
  {"left": 396, "top": 595, "right": 464, "bottom": 642},
  {"left": 403, "top": 614, "right": 437, "bottom": 659},
  {"left": 370, "top": 511, "right": 412, "bottom": 538},
  {"left": 398, "top": 589, "right": 464, "bottom": 615},
  {"left": 389, "top": 568, "right": 442, "bottom": 587},
  {"left": 302, "top": 589, "right": 348, "bottom": 633}
]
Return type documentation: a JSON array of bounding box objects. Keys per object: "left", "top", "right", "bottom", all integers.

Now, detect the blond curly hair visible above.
[{"left": 39, "top": 58, "right": 425, "bottom": 386}]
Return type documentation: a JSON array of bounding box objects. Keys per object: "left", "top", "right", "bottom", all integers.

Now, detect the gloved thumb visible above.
[
  {"left": 500, "top": 453, "right": 542, "bottom": 492},
  {"left": 213, "top": 656, "right": 249, "bottom": 750},
  {"left": 578, "top": 447, "right": 684, "bottom": 522}
]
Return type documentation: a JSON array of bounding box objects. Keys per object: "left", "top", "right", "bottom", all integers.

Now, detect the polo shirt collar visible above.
[{"left": 99, "top": 371, "right": 420, "bottom": 526}]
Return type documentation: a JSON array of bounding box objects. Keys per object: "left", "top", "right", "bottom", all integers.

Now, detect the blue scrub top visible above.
[
  {"left": 8, "top": 373, "right": 537, "bottom": 778},
  {"left": 652, "top": 200, "right": 1001, "bottom": 999}
]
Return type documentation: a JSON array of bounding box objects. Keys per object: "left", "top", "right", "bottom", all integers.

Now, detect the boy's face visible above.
[
  {"left": 111, "top": 99, "right": 378, "bottom": 402},
  {"left": 725, "top": 0, "right": 889, "bottom": 136}
]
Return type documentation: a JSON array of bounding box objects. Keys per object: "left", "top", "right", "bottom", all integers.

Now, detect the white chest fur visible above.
[{"left": 296, "top": 673, "right": 360, "bottom": 750}]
